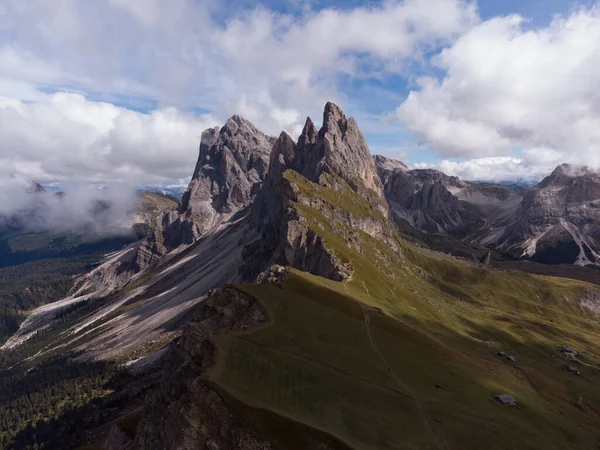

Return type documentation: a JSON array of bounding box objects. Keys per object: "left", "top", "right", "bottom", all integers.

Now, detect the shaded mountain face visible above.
[
  {"left": 243, "top": 103, "right": 389, "bottom": 281},
  {"left": 122, "top": 117, "right": 276, "bottom": 275},
  {"left": 494, "top": 164, "right": 600, "bottom": 264},
  {"left": 374, "top": 156, "right": 521, "bottom": 239},
  {"left": 181, "top": 117, "right": 275, "bottom": 222},
  {"left": 374, "top": 157, "right": 600, "bottom": 266}
]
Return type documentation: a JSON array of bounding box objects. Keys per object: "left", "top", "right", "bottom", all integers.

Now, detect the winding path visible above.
[{"left": 351, "top": 281, "right": 448, "bottom": 450}]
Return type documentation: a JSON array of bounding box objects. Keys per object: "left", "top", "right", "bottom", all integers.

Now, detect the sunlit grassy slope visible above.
[{"left": 205, "top": 170, "right": 600, "bottom": 450}]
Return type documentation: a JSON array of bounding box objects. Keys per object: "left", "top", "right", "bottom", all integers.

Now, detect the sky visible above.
[{"left": 1, "top": 0, "right": 600, "bottom": 186}]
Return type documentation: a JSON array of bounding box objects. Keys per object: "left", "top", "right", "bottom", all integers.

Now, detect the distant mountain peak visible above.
[
  {"left": 552, "top": 162, "right": 594, "bottom": 177},
  {"left": 26, "top": 182, "right": 46, "bottom": 194},
  {"left": 537, "top": 163, "right": 598, "bottom": 189},
  {"left": 373, "top": 155, "right": 409, "bottom": 175},
  {"left": 554, "top": 163, "right": 593, "bottom": 177},
  {"left": 225, "top": 114, "right": 256, "bottom": 128}
]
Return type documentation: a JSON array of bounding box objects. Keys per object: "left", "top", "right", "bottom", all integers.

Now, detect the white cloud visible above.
[
  {"left": 0, "top": 0, "right": 477, "bottom": 137},
  {"left": 0, "top": 92, "right": 217, "bottom": 184},
  {"left": 396, "top": 5, "right": 600, "bottom": 171},
  {"left": 0, "top": 174, "right": 142, "bottom": 237},
  {"left": 210, "top": 0, "right": 477, "bottom": 134},
  {"left": 0, "top": 0, "right": 482, "bottom": 185},
  {"left": 413, "top": 156, "right": 551, "bottom": 181}
]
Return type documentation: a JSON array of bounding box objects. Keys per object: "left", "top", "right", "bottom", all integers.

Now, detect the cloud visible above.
[
  {"left": 0, "top": 176, "right": 141, "bottom": 237},
  {"left": 0, "top": 0, "right": 477, "bottom": 136},
  {"left": 8, "top": 0, "right": 600, "bottom": 186},
  {"left": 0, "top": 0, "right": 482, "bottom": 185},
  {"left": 413, "top": 156, "right": 551, "bottom": 181},
  {"left": 0, "top": 92, "right": 217, "bottom": 184},
  {"left": 396, "top": 5, "right": 600, "bottom": 170}
]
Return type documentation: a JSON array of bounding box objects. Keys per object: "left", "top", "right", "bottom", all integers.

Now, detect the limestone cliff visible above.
[
  {"left": 494, "top": 164, "right": 600, "bottom": 264},
  {"left": 242, "top": 103, "right": 392, "bottom": 281}
]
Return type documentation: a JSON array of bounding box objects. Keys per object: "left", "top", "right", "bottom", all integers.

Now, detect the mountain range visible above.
[
  {"left": 2, "top": 103, "right": 600, "bottom": 449},
  {"left": 375, "top": 156, "right": 600, "bottom": 266}
]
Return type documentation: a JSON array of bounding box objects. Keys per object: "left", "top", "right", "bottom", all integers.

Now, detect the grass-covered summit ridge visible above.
[{"left": 206, "top": 161, "right": 600, "bottom": 449}]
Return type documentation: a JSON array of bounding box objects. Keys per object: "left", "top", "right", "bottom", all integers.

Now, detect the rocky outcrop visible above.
[
  {"left": 133, "top": 287, "right": 273, "bottom": 450},
  {"left": 292, "top": 103, "right": 386, "bottom": 203},
  {"left": 87, "top": 116, "right": 276, "bottom": 291},
  {"left": 243, "top": 103, "right": 393, "bottom": 281},
  {"left": 491, "top": 164, "right": 600, "bottom": 264},
  {"left": 373, "top": 157, "right": 515, "bottom": 238},
  {"left": 152, "top": 117, "right": 273, "bottom": 254},
  {"left": 151, "top": 116, "right": 274, "bottom": 260},
  {"left": 181, "top": 117, "right": 275, "bottom": 222},
  {"left": 243, "top": 132, "right": 349, "bottom": 282}
]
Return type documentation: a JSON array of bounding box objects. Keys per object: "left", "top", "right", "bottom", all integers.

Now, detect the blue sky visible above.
[{"left": 1, "top": 0, "right": 600, "bottom": 185}]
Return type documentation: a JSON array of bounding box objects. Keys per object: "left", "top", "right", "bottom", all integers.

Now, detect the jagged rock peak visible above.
[
  {"left": 373, "top": 155, "right": 409, "bottom": 175},
  {"left": 319, "top": 102, "right": 385, "bottom": 197},
  {"left": 289, "top": 102, "right": 385, "bottom": 201},
  {"left": 222, "top": 114, "right": 266, "bottom": 136},
  {"left": 269, "top": 131, "right": 296, "bottom": 174},
  {"left": 298, "top": 116, "right": 318, "bottom": 147},
  {"left": 552, "top": 163, "right": 595, "bottom": 178},
  {"left": 201, "top": 126, "right": 220, "bottom": 147},
  {"left": 321, "top": 101, "right": 345, "bottom": 131},
  {"left": 538, "top": 163, "right": 597, "bottom": 189},
  {"left": 180, "top": 113, "right": 275, "bottom": 229}
]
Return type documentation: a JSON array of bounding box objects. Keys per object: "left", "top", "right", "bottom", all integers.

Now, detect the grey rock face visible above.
[
  {"left": 294, "top": 103, "right": 386, "bottom": 204},
  {"left": 181, "top": 116, "right": 275, "bottom": 225},
  {"left": 373, "top": 155, "right": 408, "bottom": 178},
  {"left": 243, "top": 103, "right": 392, "bottom": 281},
  {"left": 495, "top": 164, "right": 600, "bottom": 264},
  {"left": 374, "top": 156, "right": 600, "bottom": 266},
  {"left": 243, "top": 132, "right": 348, "bottom": 282},
  {"left": 140, "top": 116, "right": 275, "bottom": 268},
  {"left": 373, "top": 156, "right": 517, "bottom": 238},
  {"left": 84, "top": 116, "right": 277, "bottom": 292}
]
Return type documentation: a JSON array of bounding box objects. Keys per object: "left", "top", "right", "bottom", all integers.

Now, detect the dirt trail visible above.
[
  {"left": 361, "top": 311, "right": 448, "bottom": 450},
  {"left": 351, "top": 282, "right": 448, "bottom": 450}
]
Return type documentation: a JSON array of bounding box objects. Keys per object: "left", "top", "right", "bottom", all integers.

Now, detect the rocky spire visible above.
[
  {"left": 286, "top": 102, "right": 386, "bottom": 205},
  {"left": 191, "top": 126, "right": 220, "bottom": 180},
  {"left": 268, "top": 131, "right": 297, "bottom": 180},
  {"left": 373, "top": 155, "right": 409, "bottom": 180},
  {"left": 297, "top": 117, "right": 318, "bottom": 148},
  {"left": 180, "top": 117, "right": 275, "bottom": 221},
  {"left": 251, "top": 131, "right": 298, "bottom": 232}
]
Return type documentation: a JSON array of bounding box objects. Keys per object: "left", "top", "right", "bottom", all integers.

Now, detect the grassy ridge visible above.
[{"left": 205, "top": 171, "right": 600, "bottom": 449}]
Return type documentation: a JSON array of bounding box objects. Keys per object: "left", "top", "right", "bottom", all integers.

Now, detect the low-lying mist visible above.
[{"left": 0, "top": 177, "right": 141, "bottom": 239}]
